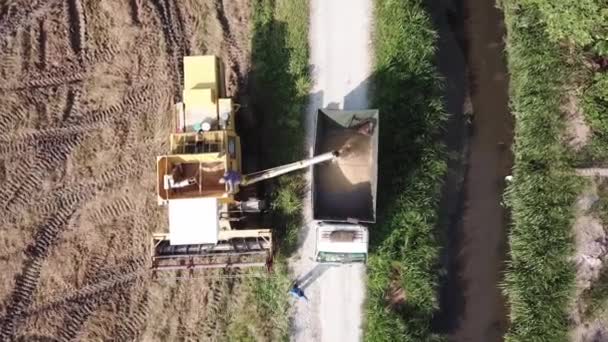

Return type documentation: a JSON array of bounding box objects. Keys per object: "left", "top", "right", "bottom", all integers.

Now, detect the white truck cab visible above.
[{"left": 315, "top": 222, "right": 368, "bottom": 263}]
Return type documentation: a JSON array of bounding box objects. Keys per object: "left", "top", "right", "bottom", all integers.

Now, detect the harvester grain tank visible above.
[
  {"left": 313, "top": 109, "right": 379, "bottom": 263},
  {"left": 152, "top": 55, "right": 340, "bottom": 272}
]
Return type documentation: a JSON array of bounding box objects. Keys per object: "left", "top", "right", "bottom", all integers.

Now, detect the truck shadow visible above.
[{"left": 296, "top": 263, "right": 334, "bottom": 290}]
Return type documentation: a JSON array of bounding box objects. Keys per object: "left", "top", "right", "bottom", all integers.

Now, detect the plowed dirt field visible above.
[{"left": 0, "top": 0, "right": 252, "bottom": 340}]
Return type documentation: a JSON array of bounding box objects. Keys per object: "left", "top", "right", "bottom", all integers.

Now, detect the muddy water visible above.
[{"left": 430, "top": 0, "right": 513, "bottom": 341}]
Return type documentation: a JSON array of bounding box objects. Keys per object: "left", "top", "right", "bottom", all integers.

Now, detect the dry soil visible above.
[{"left": 0, "top": 0, "right": 253, "bottom": 340}]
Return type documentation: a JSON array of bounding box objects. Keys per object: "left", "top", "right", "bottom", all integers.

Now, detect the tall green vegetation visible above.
[
  {"left": 518, "top": 0, "right": 608, "bottom": 53},
  {"left": 515, "top": 0, "right": 608, "bottom": 161},
  {"left": 227, "top": 0, "right": 310, "bottom": 341},
  {"left": 581, "top": 73, "right": 608, "bottom": 162},
  {"left": 365, "top": 0, "right": 447, "bottom": 341},
  {"left": 500, "top": 0, "right": 592, "bottom": 340}
]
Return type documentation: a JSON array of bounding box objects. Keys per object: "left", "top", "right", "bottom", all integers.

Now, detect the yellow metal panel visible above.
[
  {"left": 218, "top": 229, "right": 272, "bottom": 240},
  {"left": 184, "top": 88, "right": 214, "bottom": 108},
  {"left": 183, "top": 55, "right": 218, "bottom": 93},
  {"left": 158, "top": 153, "right": 225, "bottom": 163}
]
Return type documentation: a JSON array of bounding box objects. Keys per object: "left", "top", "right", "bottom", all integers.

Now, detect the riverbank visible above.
[
  {"left": 501, "top": 0, "right": 608, "bottom": 339},
  {"left": 364, "top": 0, "right": 447, "bottom": 340}
]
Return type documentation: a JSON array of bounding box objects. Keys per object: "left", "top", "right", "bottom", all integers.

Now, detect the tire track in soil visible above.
[
  {"left": 130, "top": 0, "right": 142, "bottom": 25},
  {"left": 0, "top": 85, "right": 157, "bottom": 213},
  {"left": 55, "top": 253, "right": 107, "bottom": 342},
  {"left": 0, "top": 86, "right": 73, "bottom": 136},
  {"left": 0, "top": 3, "right": 169, "bottom": 341},
  {"left": 25, "top": 266, "right": 148, "bottom": 321},
  {"left": 0, "top": 159, "right": 145, "bottom": 336},
  {"left": 108, "top": 298, "right": 148, "bottom": 341},
  {"left": 198, "top": 269, "right": 241, "bottom": 341},
  {"left": 104, "top": 278, "right": 150, "bottom": 342},
  {"left": 87, "top": 198, "right": 136, "bottom": 224},
  {"left": 6, "top": 151, "right": 146, "bottom": 220},
  {"left": 65, "top": 0, "right": 86, "bottom": 62},
  {"left": 212, "top": 0, "right": 243, "bottom": 95},
  {"left": 83, "top": 44, "right": 120, "bottom": 66},
  {"left": 150, "top": 0, "right": 186, "bottom": 101},
  {"left": 168, "top": 0, "right": 191, "bottom": 56},
  {"left": 0, "top": 1, "right": 61, "bottom": 46},
  {"left": 61, "top": 88, "right": 81, "bottom": 122},
  {"left": 0, "top": 88, "right": 84, "bottom": 212},
  {"left": 0, "top": 72, "right": 86, "bottom": 90},
  {"left": 14, "top": 335, "right": 61, "bottom": 342},
  {"left": 0, "top": 81, "right": 159, "bottom": 222},
  {"left": 0, "top": 105, "right": 31, "bottom": 133},
  {"left": 54, "top": 252, "right": 146, "bottom": 341},
  {"left": 200, "top": 278, "right": 225, "bottom": 340},
  {"left": 0, "top": 198, "right": 82, "bottom": 342},
  {"left": 37, "top": 19, "right": 47, "bottom": 70},
  {"left": 20, "top": 23, "right": 33, "bottom": 73}
]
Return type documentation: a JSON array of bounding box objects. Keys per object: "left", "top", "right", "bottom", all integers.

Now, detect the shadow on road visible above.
[{"left": 296, "top": 264, "right": 334, "bottom": 290}]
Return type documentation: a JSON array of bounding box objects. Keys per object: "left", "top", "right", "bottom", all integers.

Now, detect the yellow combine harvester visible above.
[{"left": 152, "top": 56, "right": 338, "bottom": 273}]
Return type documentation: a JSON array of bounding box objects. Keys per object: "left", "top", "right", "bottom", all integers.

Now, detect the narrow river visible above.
[{"left": 431, "top": 0, "right": 514, "bottom": 341}]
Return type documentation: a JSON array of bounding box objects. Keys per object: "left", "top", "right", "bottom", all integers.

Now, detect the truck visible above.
[{"left": 313, "top": 108, "right": 379, "bottom": 263}]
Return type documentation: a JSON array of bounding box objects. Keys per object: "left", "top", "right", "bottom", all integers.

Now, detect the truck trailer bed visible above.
[{"left": 312, "top": 109, "right": 378, "bottom": 223}]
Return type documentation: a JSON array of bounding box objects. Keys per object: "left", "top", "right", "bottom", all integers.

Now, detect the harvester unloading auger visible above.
[{"left": 152, "top": 56, "right": 355, "bottom": 273}]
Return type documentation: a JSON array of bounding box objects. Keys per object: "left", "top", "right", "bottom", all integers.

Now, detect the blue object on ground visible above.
[{"left": 289, "top": 285, "right": 308, "bottom": 301}]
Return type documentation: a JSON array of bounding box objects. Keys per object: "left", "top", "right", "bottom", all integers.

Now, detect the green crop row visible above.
[
  {"left": 501, "top": 1, "right": 581, "bottom": 340},
  {"left": 365, "top": 0, "right": 447, "bottom": 341}
]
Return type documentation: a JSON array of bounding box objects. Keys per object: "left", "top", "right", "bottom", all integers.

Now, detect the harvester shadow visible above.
[{"left": 249, "top": 19, "right": 306, "bottom": 255}]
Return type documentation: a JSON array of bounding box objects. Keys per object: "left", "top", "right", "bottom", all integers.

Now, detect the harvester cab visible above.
[{"left": 152, "top": 55, "right": 339, "bottom": 274}]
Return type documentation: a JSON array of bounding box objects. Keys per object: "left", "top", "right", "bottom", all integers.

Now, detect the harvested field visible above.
[{"left": 0, "top": 0, "right": 257, "bottom": 340}]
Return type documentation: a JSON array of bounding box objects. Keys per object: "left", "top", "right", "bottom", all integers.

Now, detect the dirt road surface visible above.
[{"left": 290, "top": 0, "right": 372, "bottom": 341}]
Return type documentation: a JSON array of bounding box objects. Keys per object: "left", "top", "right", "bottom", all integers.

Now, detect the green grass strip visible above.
[
  {"left": 227, "top": 1, "right": 310, "bottom": 341},
  {"left": 365, "top": 0, "right": 447, "bottom": 341},
  {"left": 501, "top": 1, "right": 580, "bottom": 341}
]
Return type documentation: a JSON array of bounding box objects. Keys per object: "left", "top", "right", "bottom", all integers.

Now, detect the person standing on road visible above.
[{"left": 289, "top": 283, "right": 308, "bottom": 301}]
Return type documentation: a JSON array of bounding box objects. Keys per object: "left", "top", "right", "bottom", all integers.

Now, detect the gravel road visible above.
[{"left": 290, "top": 0, "right": 372, "bottom": 341}]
